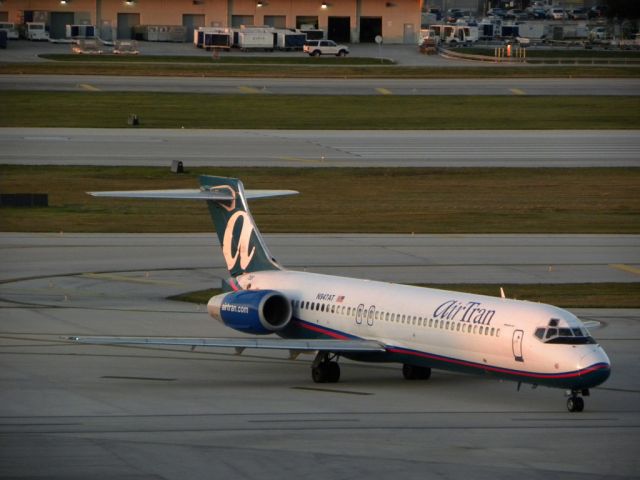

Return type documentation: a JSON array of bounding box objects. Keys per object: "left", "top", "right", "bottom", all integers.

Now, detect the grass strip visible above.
[
  {"left": 39, "top": 54, "right": 396, "bottom": 65},
  {"left": 169, "top": 284, "right": 640, "bottom": 309},
  {"left": 1, "top": 166, "right": 638, "bottom": 234},
  {"left": 2, "top": 62, "right": 639, "bottom": 78},
  {"left": 1, "top": 92, "right": 638, "bottom": 129}
]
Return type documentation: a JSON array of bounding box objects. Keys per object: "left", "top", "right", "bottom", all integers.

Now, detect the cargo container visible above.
[
  {"left": 194, "top": 27, "right": 232, "bottom": 49},
  {"left": 238, "top": 27, "right": 275, "bottom": 50},
  {"left": 65, "top": 24, "right": 96, "bottom": 39},
  {"left": 275, "top": 29, "right": 306, "bottom": 50},
  {"left": 134, "top": 25, "right": 187, "bottom": 42}
]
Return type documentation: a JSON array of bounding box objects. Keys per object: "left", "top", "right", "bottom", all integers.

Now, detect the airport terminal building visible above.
[{"left": 1, "top": 0, "right": 423, "bottom": 43}]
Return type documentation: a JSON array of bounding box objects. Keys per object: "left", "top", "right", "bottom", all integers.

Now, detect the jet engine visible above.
[{"left": 207, "top": 290, "right": 292, "bottom": 335}]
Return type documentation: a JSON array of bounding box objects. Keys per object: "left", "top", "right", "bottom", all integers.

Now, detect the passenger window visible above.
[
  {"left": 456, "top": 323, "right": 461, "bottom": 332},
  {"left": 496, "top": 328, "right": 500, "bottom": 337},
  {"left": 428, "top": 318, "right": 433, "bottom": 327},
  {"left": 473, "top": 325, "right": 477, "bottom": 334},
  {"left": 490, "top": 327, "right": 495, "bottom": 336},
  {"left": 386, "top": 312, "right": 390, "bottom": 321},
  {"left": 331, "top": 305, "right": 335, "bottom": 314},
  {"left": 445, "top": 321, "right": 450, "bottom": 329},
  {"left": 311, "top": 302, "right": 315, "bottom": 310},
  {"left": 347, "top": 307, "right": 350, "bottom": 315}
]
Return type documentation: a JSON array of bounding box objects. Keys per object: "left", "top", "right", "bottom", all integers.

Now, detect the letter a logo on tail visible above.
[
  {"left": 222, "top": 211, "right": 256, "bottom": 271},
  {"left": 200, "top": 175, "right": 281, "bottom": 277}
]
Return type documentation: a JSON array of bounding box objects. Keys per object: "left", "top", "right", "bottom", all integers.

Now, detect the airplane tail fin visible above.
[
  {"left": 200, "top": 175, "right": 285, "bottom": 277},
  {"left": 89, "top": 175, "right": 297, "bottom": 278}
]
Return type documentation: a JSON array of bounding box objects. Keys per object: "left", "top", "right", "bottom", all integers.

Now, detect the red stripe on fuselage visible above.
[
  {"left": 296, "top": 320, "right": 352, "bottom": 340},
  {"left": 387, "top": 346, "right": 609, "bottom": 380}
]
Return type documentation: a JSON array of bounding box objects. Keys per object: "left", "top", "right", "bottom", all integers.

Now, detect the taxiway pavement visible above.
[
  {"left": 0, "top": 232, "right": 639, "bottom": 479},
  {"left": 2, "top": 128, "right": 639, "bottom": 167},
  {"left": 3, "top": 74, "right": 639, "bottom": 96}
]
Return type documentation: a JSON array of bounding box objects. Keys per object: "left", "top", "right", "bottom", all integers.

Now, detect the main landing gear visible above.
[
  {"left": 566, "top": 389, "right": 589, "bottom": 412},
  {"left": 311, "top": 352, "right": 340, "bottom": 383},
  {"left": 402, "top": 364, "right": 432, "bottom": 380}
]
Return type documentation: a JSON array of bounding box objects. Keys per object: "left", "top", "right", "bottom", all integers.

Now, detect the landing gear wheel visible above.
[
  {"left": 311, "top": 353, "right": 340, "bottom": 383},
  {"left": 402, "top": 364, "right": 432, "bottom": 380},
  {"left": 567, "top": 396, "right": 585, "bottom": 412}
]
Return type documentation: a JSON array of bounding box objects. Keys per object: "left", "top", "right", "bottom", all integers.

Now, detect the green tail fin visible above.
[{"left": 200, "top": 175, "right": 281, "bottom": 277}]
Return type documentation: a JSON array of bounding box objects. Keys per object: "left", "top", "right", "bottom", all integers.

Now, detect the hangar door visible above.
[
  {"left": 328, "top": 16, "right": 350, "bottom": 43},
  {"left": 117, "top": 12, "right": 140, "bottom": 40},
  {"left": 183, "top": 14, "right": 205, "bottom": 42},
  {"left": 264, "top": 16, "right": 286, "bottom": 28},
  {"left": 50, "top": 11, "right": 74, "bottom": 39},
  {"left": 359, "top": 17, "right": 381, "bottom": 43}
]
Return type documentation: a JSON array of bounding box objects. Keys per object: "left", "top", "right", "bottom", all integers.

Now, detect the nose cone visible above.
[{"left": 578, "top": 347, "right": 611, "bottom": 388}]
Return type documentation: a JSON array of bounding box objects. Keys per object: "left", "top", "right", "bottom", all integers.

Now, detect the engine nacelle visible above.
[{"left": 207, "top": 289, "right": 292, "bottom": 335}]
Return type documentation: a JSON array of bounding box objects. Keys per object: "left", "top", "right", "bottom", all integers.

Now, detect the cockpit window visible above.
[{"left": 535, "top": 324, "right": 596, "bottom": 345}]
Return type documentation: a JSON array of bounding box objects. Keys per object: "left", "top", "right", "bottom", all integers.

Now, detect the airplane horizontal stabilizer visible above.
[{"left": 88, "top": 189, "right": 298, "bottom": 201}]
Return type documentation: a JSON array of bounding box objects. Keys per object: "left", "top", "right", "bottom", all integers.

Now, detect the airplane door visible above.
[{"left": 512, "top": 330, "right": 524, "bottom": 362}]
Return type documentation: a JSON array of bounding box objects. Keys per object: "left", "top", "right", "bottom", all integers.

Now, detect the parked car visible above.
[
  {"left": 303, "top": 39, "right": 349, "bottom": 57},
  {"left": 487, "top": 8, "right": 507, "bottom": 18},
  {"left": 505, "top": 9, "right": 528, "bottom": 21},
  {"left": 589, "top": 5, "right": 608, "bottom": 19},
  {"left": 568, "top": 8, "right": 588, "bottom": 20},
  {"left": 547, "top": 8, "right": 567, "bottom": 20}
]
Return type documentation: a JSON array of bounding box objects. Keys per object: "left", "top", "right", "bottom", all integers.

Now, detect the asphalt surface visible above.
[
  {"left": 2, "top": 128, "right": 639, "bottom": 167},
  {"left": 3, "top": 74, "right": 639, "bottom": 95},
  {"left": 2, "top": 233, "right": 639, "bottom": 285},
  {"left": 1, "top": 232, "right": 639, "bottom": 479}
]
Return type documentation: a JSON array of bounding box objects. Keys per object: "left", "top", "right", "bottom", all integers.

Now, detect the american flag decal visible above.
[{"left": 336, "top": 296, "right": 345, "bottom": 303}]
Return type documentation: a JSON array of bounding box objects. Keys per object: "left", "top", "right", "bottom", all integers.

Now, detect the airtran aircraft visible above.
[{"left": 73, "top": 175, "right": 611, "bottom": 412}]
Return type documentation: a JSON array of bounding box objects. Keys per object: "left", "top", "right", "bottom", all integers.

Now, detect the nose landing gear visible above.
[{"left": 566, "top": 389, "right": 589, "bottom": 412}]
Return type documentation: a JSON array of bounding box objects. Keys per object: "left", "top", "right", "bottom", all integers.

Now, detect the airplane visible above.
[{"left": 72, "top": 174, "right": 611, "bottom": 413}]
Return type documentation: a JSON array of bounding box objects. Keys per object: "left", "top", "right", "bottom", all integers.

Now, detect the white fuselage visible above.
[{"left": 228, "top": 269, "right": 610, "bottom": 388}]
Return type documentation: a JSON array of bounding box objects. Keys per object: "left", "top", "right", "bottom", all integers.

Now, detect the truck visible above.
[
  {"left": 0, "top": 22, "right": 19, "bottom": 40},
  {"left": 429, "top": 24, "right": 478, "bottom": 46},
  {"left": 25, "top": 22, "right": 49, "bottom": 41}
]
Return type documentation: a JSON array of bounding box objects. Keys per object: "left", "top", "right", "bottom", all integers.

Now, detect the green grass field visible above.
[
  {"left": 1, "top": 166, "right": 638, "bottom": 234},
  {"left": 2, "top": 62, "right": 638, "bottom": 78},
  {"left": 1, "top": 92, "right": 638, "bottom": 129},
  {"left": 38, "top": 54, "right": 396, "bottom": 65}
]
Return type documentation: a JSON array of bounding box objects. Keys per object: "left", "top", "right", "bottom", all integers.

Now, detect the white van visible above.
[
  {"left": 26, "top": 22, "right": 50, "bottom": 41},
  {"left": 0, "top": 22, "right": 19, "bottom": 39}
]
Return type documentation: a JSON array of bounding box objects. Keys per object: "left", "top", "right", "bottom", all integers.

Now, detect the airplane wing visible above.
[
  {"left": 67, "top": 336, "right": 387, "bottom": 353},
  {"left": 582, "top": 320, "right": 603, "bottom": 330}
]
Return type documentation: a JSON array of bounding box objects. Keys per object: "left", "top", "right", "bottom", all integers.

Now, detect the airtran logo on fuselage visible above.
[{"left": 433, "top": 300, "right": 496, "bottom": 326}]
